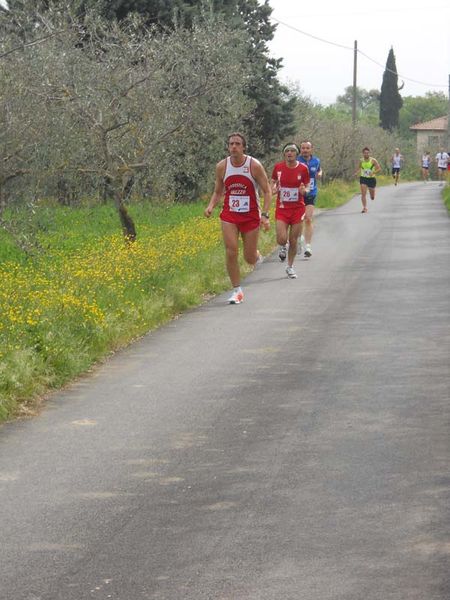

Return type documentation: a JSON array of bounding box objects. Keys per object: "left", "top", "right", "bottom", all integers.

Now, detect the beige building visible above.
[{"left": 410, "top": 115, "right": 448, "bottom": 156}]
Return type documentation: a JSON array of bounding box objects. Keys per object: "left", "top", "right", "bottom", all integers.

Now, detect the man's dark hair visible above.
[{"left": 227, "top": 132, "right": 247, "bottom": 149}]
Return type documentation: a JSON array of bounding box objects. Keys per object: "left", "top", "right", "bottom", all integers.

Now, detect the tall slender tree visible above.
[{"left": 379, "top": 47, "right": 403, "bottom": 131}]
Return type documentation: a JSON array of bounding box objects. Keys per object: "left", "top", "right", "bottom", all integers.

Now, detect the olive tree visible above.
[
  {"left": 0, "top": 61, "right": 31, "bottom": 210},
  {"left": 0, "top": 15, "right": 49, "bottom": 252},
  {"left": 2, "top": 6, "right": 253, "bottom": 239}
]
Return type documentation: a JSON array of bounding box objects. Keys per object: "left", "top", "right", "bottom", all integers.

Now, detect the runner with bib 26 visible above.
[{"left": 272, "top": 143, "right": 310, "bottom": 279}]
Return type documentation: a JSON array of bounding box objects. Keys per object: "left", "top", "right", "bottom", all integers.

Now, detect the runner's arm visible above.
[
  {"left": 251, "top": 160, "right": 272, "bottom": 231},
  {"left": 300, "top": 165, "right": 310, "bottom": 195},
  {"left": 372, "top": 158, "right": 382, "bottom": 174},
  {"left": 251, "top": 160, "right": 272, "bottom": 214},
  {"left": 271, "top": 178, "right": 279, "bottom": 195},
  {"left": 204, "top": 161, "right": 225, "bottom": 217}
]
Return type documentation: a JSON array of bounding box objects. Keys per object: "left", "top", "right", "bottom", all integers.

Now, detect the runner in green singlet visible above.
[{"left": 354, "top": 147, "right": 381, "bottom": 213}]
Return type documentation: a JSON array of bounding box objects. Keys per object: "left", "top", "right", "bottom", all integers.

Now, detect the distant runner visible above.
[
  {"left": 298, "top": 141, "right": 322, "bottom": 258},
  {"left": 354, "top": 147, "right": 381, "bottom": 213},
  {"left": 204, "top": 132, "right": 272, "bottom": 304},
  {"left": 435, "top": 148, "right": 449, "bottom": 185},
  {"left": 272, "top": 143, "right": 310, "bottom": 279},
  {"left": 391, "top": 148, "right": 403, "bottom": 186},
  {"left": 421, "top": 151, "right": 430, "bottom": 182}
]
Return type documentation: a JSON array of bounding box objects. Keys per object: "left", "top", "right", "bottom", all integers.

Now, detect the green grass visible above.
[
  {"left": 443, "top": 184, "right": 450, "bottom": 212},
  {"left": 0, "top": 182, "right": 360, "bottom": 421},
  {"left": 0, "top": 199, "right": 279, "bottom": 421},
  {"left": 316, "top": 179, "right": 360, "bottom": 209}
]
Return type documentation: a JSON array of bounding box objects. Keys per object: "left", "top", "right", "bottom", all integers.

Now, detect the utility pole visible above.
[{"left": 352, "top": 40, "right": 357, "bottom": 126}]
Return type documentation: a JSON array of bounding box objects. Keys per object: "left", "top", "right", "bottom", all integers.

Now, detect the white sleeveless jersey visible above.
[
  {"left": 221, "top": 155, "right": 260, "bottom": 218},
  {"left": 422, "top": 155, "right": 430, "bottom": 168},
  {"left": 392, "top": 154, "right": 402, "bottom": 168},
  {"left": 224, "top": 155, "right": 259, "bottom": 190},
  {"left": 436, "top": 152, "right": 449, "bottom": 168}
]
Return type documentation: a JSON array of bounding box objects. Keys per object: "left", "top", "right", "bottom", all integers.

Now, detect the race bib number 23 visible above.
[{"left": 229, "top": 195, "right": 250, "bottom": 213}]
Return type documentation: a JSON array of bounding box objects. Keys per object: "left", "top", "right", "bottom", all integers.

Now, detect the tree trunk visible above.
[
  {"left": 0, "top": 183, "right": 5, "bottom": 218},
  {"left": 57, "top": 178, "right": 75, "bottom": 206},
  {"left": 100, "top": 176, "right": 114, "bottom": 204},
  {"left": 115, "top": 190, "right": 136, "bottom": 242}
]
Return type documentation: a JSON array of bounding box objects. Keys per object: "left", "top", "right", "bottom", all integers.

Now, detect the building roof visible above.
[{"left": 410, "top": 116, "right": 448, "bottom": 131}]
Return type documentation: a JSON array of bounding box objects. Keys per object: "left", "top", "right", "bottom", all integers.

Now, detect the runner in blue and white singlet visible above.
[{"left": 297, "top": 141, "right": 322, "bottom": 258}]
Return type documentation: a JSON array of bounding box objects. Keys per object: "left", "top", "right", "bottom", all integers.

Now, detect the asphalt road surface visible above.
[{"left": 1, "top": 182, "right": 449, "bottom": 600}]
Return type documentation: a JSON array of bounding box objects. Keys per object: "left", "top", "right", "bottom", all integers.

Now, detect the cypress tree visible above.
[{"left": 379, "top": 47, "right": 403, "bottom": 131}]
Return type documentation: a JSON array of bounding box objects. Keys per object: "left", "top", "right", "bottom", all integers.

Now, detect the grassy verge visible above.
[
  {"left": 0, "top": 201, "right": 278, "bottom": 420},
  {"left": 0, "top": 180, "right": 363, "bottom": 421},
  {"left": 443, "top": 184, "right": 450, "bottom": 212},
  {"left": 317, "top": 179, "right": 360, "bottom": 209}
]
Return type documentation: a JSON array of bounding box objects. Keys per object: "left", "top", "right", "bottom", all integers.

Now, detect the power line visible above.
[
  {"left": 278, "top": 6, "right": 449, "bottom": 19},
  {"left": 270, "top": 17, "right": 353, "bottom": 51},
  {"left": 357, "top": 50, "right": 447, "bottom": 88},
  {"left": 270, "top": 17, "right": 448, "bottom": 89}
]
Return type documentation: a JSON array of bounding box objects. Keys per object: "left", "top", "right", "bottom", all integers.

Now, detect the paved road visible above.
[{"left": 1, "top": 182, "right": 449, "bottom": 600}]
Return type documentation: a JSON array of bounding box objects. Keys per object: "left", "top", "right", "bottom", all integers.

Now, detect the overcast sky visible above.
[
  {"left": 1, "top": 0, "right": 448, "bottom": 107},
  {"left": 265, "top": 0, "right": 450, "bottom": 105}
]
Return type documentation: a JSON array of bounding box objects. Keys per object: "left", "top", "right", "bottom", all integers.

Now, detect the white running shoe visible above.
[
  {"left": 286, "top": 266, "right": 297, "bottom": 279},
  {"left": 304, "top": 244, "right": 312, "bottom": 258},
  {"left": 278, "top": 245, "right": 287, "bottom": 262},
  {"left": 228, "top": 289, "right": 244, "bottom": 304},
  {"left": 255, "top": 251, "right": 263, "bottom": 266}
]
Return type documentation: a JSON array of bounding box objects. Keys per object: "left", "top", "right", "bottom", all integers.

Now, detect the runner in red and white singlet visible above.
[
  {"left": 204, "top": 132, "right": 272, "bottom": 304},
  {"left": 271, "top": 143, "right": 310, "bottom": 279},
  {"left": 220, "top": 154, "right": 261, "bottom": 232}
]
